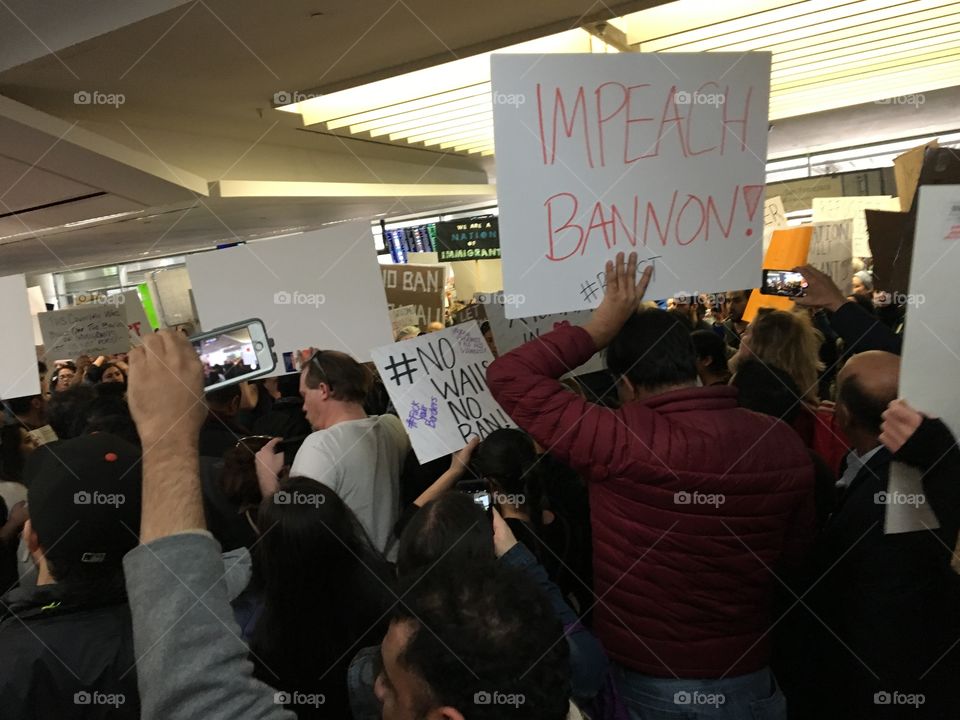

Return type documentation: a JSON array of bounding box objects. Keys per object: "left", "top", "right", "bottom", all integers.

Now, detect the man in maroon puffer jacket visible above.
[{"left": 488, "top": 253, "right": 815, "bottom": 719}]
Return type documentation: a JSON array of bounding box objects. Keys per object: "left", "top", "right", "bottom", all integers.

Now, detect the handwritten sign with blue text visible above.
[
  {"left": 491, "top": 53, "right": 771, "bottom": 317},
  {"left": 370, "top": 321, "right": 515, "bottom": 462}
]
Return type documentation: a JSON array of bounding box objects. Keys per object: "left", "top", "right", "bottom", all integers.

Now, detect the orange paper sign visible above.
[{"left": 742, "top": 226, "right": 813, "bottom": 323}]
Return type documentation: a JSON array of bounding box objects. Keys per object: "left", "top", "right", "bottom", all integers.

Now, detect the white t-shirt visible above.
[{"left": 290, "top": 415, "right": 410, "bottom": 559}]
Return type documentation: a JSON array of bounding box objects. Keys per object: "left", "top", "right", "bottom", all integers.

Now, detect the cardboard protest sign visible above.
[
  {"left": 0, "top": 274, "right": 42, "bottom": 399},
  {"left": 435, "top": 216, "right": 500, "bottom": 262},
  {"left": 389, "top": 305, "right": 419, "bottom": 334},
  {"left": 742, "top": 226, "right": 812, "bottom": 323},
  {"left": 479, "top": 291, "right": 604, "bottom": 375},
  {"left": 893, "top": 140, "right": 938, "bottom": 212},
  {"left": 812, "top": 196, "right": 900, "bottom": 257},
  {"left": 370, "top": 321, "right": 515, "bottom": 462},
  {"left": 865, "top": 209, "right": 914, "bottom": 296},
  {"left": 887, "top": 185, "right": 960, "bottom": 534},
  {"left": 381, "top": 264, "right": 445, "bottom": 328},
  {"left": 451, "top": 301, "right": 487, "bottom": 327},
  {"left": 38, "top": 304, "right": 130, "bottom": 358},
  {"left": 188, "top": 223, "right": 392, "bottom": 364},
  {"left": 807, "top": 220, "right": 853, "bottom": 295},
  {"left": 491, "top": 52, "right": 771, "bottom": 317}
]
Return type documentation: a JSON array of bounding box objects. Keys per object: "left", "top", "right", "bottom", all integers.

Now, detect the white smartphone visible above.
[{"left": 190, "top": 318, "right": 276, "bottom": 392}]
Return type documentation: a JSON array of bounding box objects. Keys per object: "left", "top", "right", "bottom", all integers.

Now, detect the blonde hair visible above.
[{"left": 735, "top": 309, "right": 824, "bottom": 404}]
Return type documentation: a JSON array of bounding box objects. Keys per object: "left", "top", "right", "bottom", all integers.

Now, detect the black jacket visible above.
[
  {"left": 0, "top": 577, "right": 140, "bottom": 719},
  {"left": 809, "top": 443, "right": 959, "bottom": 719}
]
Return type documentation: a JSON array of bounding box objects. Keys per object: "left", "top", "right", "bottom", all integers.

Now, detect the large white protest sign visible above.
[
  {"left": 370, "top": 321, "right": 515, "bottom": 463},
  {"left": 38, "top": 304, "right": 130, "bottom": 358},
  {"left": 0, "top": 275, "right": 42, "bottom": 399},
  {"left": 812, "top": 196, "right": 900, "bottom": 257},
  {"left": 491, "top": 53, "right": 770, "bottom": 317},
  {"left": 120, "top": 290, "right": 152, "bottom": 340},
  {"left": 807, "top": 220, "right": 854, "bottom": 295},
  {"left": 479, "top": 291, "right": 604, "bottom": 375},
  {"left": 188, "top": 223, "right": 392, "bottom": 364},
  {"left": 888, "top": 185, "right": 960, "bottom": 534}
]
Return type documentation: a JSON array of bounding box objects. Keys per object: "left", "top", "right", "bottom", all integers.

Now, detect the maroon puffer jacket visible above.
[{"left": 487, "top": 324, "right": 815, "bottom": 678}]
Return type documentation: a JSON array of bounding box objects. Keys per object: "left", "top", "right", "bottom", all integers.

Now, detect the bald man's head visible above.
[{"left": 836, "top": 351, "right": 901, "bottom": 437}]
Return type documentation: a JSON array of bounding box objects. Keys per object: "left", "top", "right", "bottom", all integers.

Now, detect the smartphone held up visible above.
[
  {"left": 760, "top": 269, "right": 808, "bottom": 298},
  {"left": 190, "top": 318, "right": 277, "bottom": 392}
]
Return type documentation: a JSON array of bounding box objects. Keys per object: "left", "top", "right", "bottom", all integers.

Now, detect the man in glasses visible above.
[{"left": 287, "top": 350, "right": 409, "bottom": 558}]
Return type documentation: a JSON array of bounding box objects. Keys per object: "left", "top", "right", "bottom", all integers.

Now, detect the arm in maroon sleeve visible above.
[{"left": 487, "top": 323, "right": 657, "bottom": 483}]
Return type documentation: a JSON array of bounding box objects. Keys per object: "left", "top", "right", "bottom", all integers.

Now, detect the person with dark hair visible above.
[
  {"left": 690, "top": 329, "right": 731, "bottom": 386},
  {"left": 488, "top": 253, "right": 814, "bottom": 718},
  {"left": 260, "top": 349, "right": 409, "bottom": 558},
  {"left": 118, "top": 330, "right": 584, "bottom": 720},
  {"left": 808, "top": 351, "right": 959, "bottom": 717},
  {"left": 377, "top": 563, "right": 573, "bottom": 720},
  {"left": 3, "top": 392, "right": 47, "bottom": 430},
  {"left": 46, "top": 384, "right": 97, "bottom": 439},
  {"left": 246, "top": 478, "right": 395, "bottom": 718},
  {"left": 199, "top": 383, "right": 249, "bottom": 458},
  {"left": 0, "top": 433, "right": 142, "bottom": 718},
  {"left": 76, "top": 390, "right": 139, "bottom": 446},
  {"left": 99, "top": 362, "right": 128, "bottom": 386},
  {"left": 48, "top": 361, "right": 77, "bottom": 393},
  {"left": 0, "top": 423, "right": 37, "bottom": 486},
  {"left": 718, "top": 288, "right": 751, "bottom": 348},
  {"left": 252, "top": 372, "right": 312, "bottom": 463}
]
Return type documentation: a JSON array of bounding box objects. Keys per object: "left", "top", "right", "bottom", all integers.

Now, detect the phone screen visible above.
[
  {"left": 190, "top": 319, "right": 275, "bottom": 391},
  {"left": 761, "top": 269, "right": 808, "bottom": 297},
  {"left": 471, "top": 491, "right": 493, "bottom": 513}
]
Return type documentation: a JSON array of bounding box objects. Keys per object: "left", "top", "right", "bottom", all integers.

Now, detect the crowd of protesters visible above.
[{"left": 0, "top": 255, "right": 958, "bottom": 720}]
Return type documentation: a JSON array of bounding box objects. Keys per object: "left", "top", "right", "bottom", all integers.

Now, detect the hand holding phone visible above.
[{"left": 760, "top": 269, "right": 808, "bottom": 297}]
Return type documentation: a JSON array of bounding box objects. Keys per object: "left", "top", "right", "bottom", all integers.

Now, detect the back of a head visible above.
[
  {"left": 837, "top": 351, "right": 900, "bottom": 437},
  {"left": 472, "top": 429, "right": 537, "bottom": 495},
  {"left": 25, "top": 432, "right": 142, "bottom": 583},
  {"left": 276, "top": 372, "right": 301, "bottom": 399},
  {"left": 254, "top": 477, "right": 379, "bottom": 597},
  {"left": 742, "top": 310, "right": 823, "bottom": 403},
  {"left": 691, "top": 330, "right": 729, "bottom": 374},
  {"left": 607, "top": 309, "right": 698, "bottom": 391},
  {"left": 46, "top": 384, "right": 97, "bottom": 439},
  {"left": 75, "top": 391, "right": 139, "bottom": 446},
  {"left": 303, "top": 350, "right": 371, "bottom": 404},
  {"left": 205, "top": 383, "right": 241, "bottom": 412},
  {"left": 391, "top": 563, "right": 570, "bottom": 720},
  {"left": 396, "top": 492, "right": 495, "bottom": 580},
  {"left": 731, "top": 358, "right": 802, "bottom": 424}
]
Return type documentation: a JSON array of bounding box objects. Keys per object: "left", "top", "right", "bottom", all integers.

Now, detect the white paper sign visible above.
[
  {"left": 38, "top": 304, "right": 130, "bottom": 358},
  {"left": 120, "top": 290, "right": 152, "bottom": 340},
  {"left": 188, "top": 223, "right": 393, "bottom": 364},
  {"left": 479, "top": 291, "right": 605, "bottom": 375},
  {"left": 812, "top": 196, "right": 900, "bottom": 257},
  {"left": 0, "top": 274, "right": 42, "bottom": 399},
  {"left": 491, "top": 52, "right": 771, "bottom": 317},
  {"left": 370, "top": 322, "right": 515, "bottom": 463},
  {"left": 888, "top": 185, "right": 960, "bottom": 534},
  {"left": 389, "top": 305, "right": 419, "bottom": 334},
  {"left": 808, "top": 220, "right": 854, "bottom": 295}
]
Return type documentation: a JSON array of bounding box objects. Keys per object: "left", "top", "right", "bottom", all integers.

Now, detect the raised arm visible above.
[
  {"left": 487, "top": 253, "right": 659, "bottom": 481},
  {"left": 124, "top": 331, "right": 294, "bottom": 720}
]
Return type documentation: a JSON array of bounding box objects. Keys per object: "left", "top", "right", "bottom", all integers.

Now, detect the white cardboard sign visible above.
[
  {"left": 811, "top": 196, "right": 900, "bottom": 257},
  {"left": 38, "top": 304, "right": 130, "bottom": 358},
  {"left": 491, "top": 52, "right": 771, "bottom": 317},
  {"left": 0, "top": 274, "right": 42, "bottom": 399},
  {"left": 808, "top": 220, "right": 854, "bottom": 295},
  {"left": 370, "top": 321, "right": 515, "bottom": 463},
  {"left": 888, "top": 185, "right": 960, "bottom": 534},
  {"left": 479, "top": 291, "right": 604, "bottom": 375},
  {"left": 187, "top": 223, "right": 393, "bottom": 364}
]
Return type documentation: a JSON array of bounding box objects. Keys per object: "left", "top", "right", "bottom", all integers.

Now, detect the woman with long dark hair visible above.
[{"left": 248, "top": 478, "right": 395, "bottom": 719}]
